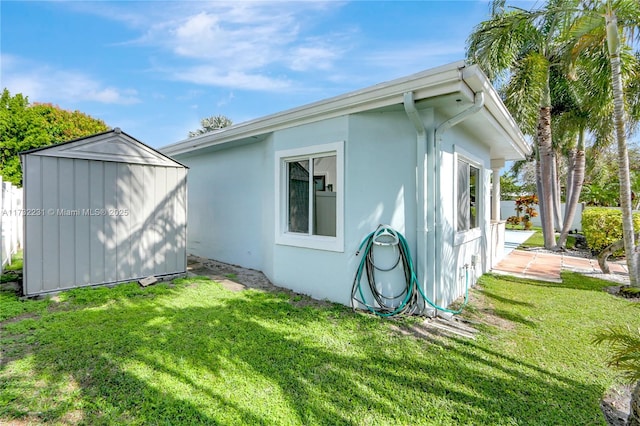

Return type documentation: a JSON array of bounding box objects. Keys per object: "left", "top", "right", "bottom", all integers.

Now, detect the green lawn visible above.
[{"left": 1, "top": 272, "right": 637, "bottom": 425}]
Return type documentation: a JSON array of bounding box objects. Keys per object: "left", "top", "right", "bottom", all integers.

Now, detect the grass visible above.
[
  {"left": 3, "top": 250, "right": 23, "bottom": 272},
  {"left": 1, "top": 273, "right": 638, "bottom": 425}
]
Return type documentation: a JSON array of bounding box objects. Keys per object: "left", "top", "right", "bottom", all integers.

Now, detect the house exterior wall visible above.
[
  {"left": 180, "top": 140, "right": 271, "bottom": 272},
  {"left": 175, "top": 108, "right": 496, "bottom": 309},
  {"left": 438, "top": 124, "right": 492, "bottom": 307},
  {"left": 23, "top": 155, "right": 187, "bottom": 296},
  {"left": 271, "top": 116, "right": 350, "bottom": 302}
]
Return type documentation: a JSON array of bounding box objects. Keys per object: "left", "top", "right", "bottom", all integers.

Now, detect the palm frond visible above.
[
  {"left": 593, "top": 325, "right": 640, "bottom": 383},
  {"left": 503, "top": 51, "right": 549, "bottom": 135},
  {"left": 467, "top": 10, "right": 542, "bottom": 82}
]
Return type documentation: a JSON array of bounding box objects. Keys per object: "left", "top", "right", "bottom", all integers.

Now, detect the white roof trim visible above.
[{"left": 24, "top": 130, "right": 186, "bottom": 168}]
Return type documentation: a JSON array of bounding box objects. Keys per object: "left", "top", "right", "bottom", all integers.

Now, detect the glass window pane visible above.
[
  {"left": 470, "top": 165, "right": 479, "bottom": 229},
  {"left": 288, "top": 160, "right": 309, "bottom": 233},
  {"left": 313, "top": 155, "right": 337, "bottom": 236},
  {"left": 457, "top": 160, "right": 469, "bottom": 231}
]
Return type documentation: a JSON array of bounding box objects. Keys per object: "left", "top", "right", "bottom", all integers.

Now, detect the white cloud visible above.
[
  {"left": 65, "top": 2, "right": 349, "bottom": 88},
  {"left": 1, "top": 55, "right": 140, "bottom": 105},
  {"left": 289, "top": 45, "right": 341, "bottom": 72},
  {"left": 356, "top": 41, "right": 467, "bottom": 81},
  {"left": 172, "top": 66, "right": 291, "bottom": 91}
]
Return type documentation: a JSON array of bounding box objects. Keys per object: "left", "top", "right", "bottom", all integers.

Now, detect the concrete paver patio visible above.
[{"left": 492, "top": 248, "right": 629, "bottom": 282}]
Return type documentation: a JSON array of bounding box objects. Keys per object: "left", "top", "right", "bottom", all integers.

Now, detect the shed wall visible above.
[{"left": 23, "top": 155, "right": 187, "bottom": 296}]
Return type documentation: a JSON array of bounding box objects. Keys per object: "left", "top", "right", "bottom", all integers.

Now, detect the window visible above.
[
  {"left": 276, "top": 142, "right": 344, "bottom": 251},
  {"left": 457, "top": 159, "right": 480, "bottom": 232}
]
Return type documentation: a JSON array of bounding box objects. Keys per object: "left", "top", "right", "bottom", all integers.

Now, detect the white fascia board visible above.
[
  {"left": 161, "top": 61, "right": 468, "bottom": 157},
  {"left": 461, "top": 65, "right": 531, "bottom": 158}
]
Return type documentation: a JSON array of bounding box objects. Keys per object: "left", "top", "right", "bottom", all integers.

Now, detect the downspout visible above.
[
  {"left": 434, "top": 90, "right": 485, "bottom": 312},
  {"left": 403, "top": 92, "right": 432, "bottom": 314},
  {"left": 404, "top": 73, "right": 485, "bottom": 315}
]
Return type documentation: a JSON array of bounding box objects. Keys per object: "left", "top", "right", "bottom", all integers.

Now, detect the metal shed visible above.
[{"left": 21, "top": 128, "right": 187, "bottom": 296}]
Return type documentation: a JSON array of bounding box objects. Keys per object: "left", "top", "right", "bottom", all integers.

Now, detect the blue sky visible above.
[{"left": 1, "top": 1, "right": 539, "bottom": 148}]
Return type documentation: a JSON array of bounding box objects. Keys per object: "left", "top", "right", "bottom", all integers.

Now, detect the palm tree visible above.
[
  {"left": 188, "top": 115, "right": 233, "bottom": 137},
  {"left": 570, "top": 0, "right": 640, "bottom": 285},
  {"left": 552, "top": 40, "right": 619, "bottom": 247},
  {"left": 467, "top": 0, "right": 580, "bottom": 249},
  {"left": 605, "top": 5, "right": 640, "bottom": 286}
]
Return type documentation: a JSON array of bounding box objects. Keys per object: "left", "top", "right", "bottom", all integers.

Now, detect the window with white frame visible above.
[
  {"left": 457, "top": 158, "right": 480, "bottom": 232},
  {"left": 276, "top": 142, "right": 344, "bottom": 252}
]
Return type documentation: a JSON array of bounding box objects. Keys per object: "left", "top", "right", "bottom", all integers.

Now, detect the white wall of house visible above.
[
  {"left": 176, "top": 107, "right": 496, "bottom": 309},
  {"left": 179, "top": 139, "right": 272, "bottom": 272},
  {"left": 436, "top": 123, "right": 491, "bottom": 308}
]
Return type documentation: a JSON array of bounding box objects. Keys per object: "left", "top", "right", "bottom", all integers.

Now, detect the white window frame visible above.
[
  {"left": 454, "top": 147, "right": 483, "bottom": 245},
  {"left": 275, "top": 141, "right": 344, "bottom": 252}
]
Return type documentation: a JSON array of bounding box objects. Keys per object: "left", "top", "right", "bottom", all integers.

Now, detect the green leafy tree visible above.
[
  {"left": 0, "top": 89, "right": 108, "bottom": 186},
  {"left": 188, "top": 114, "right": 233, "bottom": 137}
]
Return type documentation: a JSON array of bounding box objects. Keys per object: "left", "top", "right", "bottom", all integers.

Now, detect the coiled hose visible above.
[{"left": 351, "top": 225, "right": 470, "bottom": 317}]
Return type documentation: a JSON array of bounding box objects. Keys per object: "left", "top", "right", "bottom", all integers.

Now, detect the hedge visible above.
[{"left": 582, "top": 207, "right": 640, "bottom": 253}]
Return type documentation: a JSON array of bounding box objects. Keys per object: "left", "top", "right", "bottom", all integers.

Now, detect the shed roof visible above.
[
  {"left": 22, "top": 128, "right": 186, "bottom": 168},
  {"left": 161, "top": 61, "right": 531, "bottom": 161}
]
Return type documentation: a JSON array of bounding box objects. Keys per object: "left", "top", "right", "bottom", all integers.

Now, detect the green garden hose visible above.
[{"left": 351, "top": 225, "right": 470, "bottom": 317}]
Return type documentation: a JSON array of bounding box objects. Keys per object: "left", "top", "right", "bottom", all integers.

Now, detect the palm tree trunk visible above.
[
  {"left": 565, "top": 146, "right": 576, "bottom": 209},
  {"left": 537, "top": 104, "right": 557, "bottom": 249},
  {"left": 558, "top": 131, "right": 585, "bottom": 248},
  {"left": 551, "top": 152, "right": 564, "bottom": 232},
  {"left": 628, "top": 381, "right": 640, "bottom": 426},
  {"left": 606, "top": 11, "right": 639, "bottom": 286}
]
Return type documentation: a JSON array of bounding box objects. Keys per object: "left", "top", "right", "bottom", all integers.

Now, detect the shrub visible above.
[
  {"left": 514, "top": 194, "right": 538, "bottom": 230},
  {"left": 506, "top": 216, "right": 521, "bottom": 226},
  {"left": 582, "top": 208, "right": 640, "bottom": 253}
]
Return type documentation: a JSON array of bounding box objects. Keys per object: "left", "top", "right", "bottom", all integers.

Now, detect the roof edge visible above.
[
  {"left": 161, "top": 61, "right": 468, "bottom": 157},
  {"left": 21, "top": 128, "right": 189, "bottom": 169}
]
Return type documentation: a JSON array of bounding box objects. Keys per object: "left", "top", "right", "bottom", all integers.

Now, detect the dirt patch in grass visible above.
[
  {"left": 187, "top": 256, "right": 274, "bottom": 291},
  {"left": 186, "top": 255, "right": 334, "bottom": 309},
  {"left": 461, "top": 284, "right": 517, "bottom": 333}
]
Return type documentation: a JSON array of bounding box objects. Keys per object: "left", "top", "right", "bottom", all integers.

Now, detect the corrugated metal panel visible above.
[{"left": 23, "top": 149, "right": 187, "bottom": 296}]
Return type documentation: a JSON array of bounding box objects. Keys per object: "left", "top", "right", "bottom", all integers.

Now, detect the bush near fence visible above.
[{"left": 582, "top": 207, "right": 640, "bottom": 254}]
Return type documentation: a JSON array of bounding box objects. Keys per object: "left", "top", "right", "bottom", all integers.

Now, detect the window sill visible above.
[
  {"left": 276, "top": 232, "right": 344, "bottom": 252},
  {"left": 454, "top": 228, "right": 481, "bottom": 246}
]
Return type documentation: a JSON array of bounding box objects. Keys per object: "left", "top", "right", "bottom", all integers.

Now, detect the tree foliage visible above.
[
  {"left": 0, "top": 89, "right": 109, "bottom": 186},
  {"left": 188, "top": 115, "right": 233, "bottom": 137}
]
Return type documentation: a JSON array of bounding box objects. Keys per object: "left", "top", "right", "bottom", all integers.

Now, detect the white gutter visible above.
[{"left": 403, "top": 92, "right": 430, "bottom": 314}]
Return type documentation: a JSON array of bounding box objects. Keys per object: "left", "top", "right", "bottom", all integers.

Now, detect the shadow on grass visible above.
[
  {"left": 477, "top": 288, "right": 535, "bottom": 308},
  {"left": 0, "top": 277, "right": 607, "bottom": 425}
]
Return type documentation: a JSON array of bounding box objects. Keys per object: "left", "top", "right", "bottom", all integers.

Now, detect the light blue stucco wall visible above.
[
  {"left": 271, "top": 116, "right": 351, "bottom": 302},
  {"left": 438, "top": 124, "right": 491, "bottom": 307},
  {"left": 178, "top": 140, "right": 271, "bottom": 271},
  {"left": 176, "top": 107, "right": 495, "bottom": 309}
]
